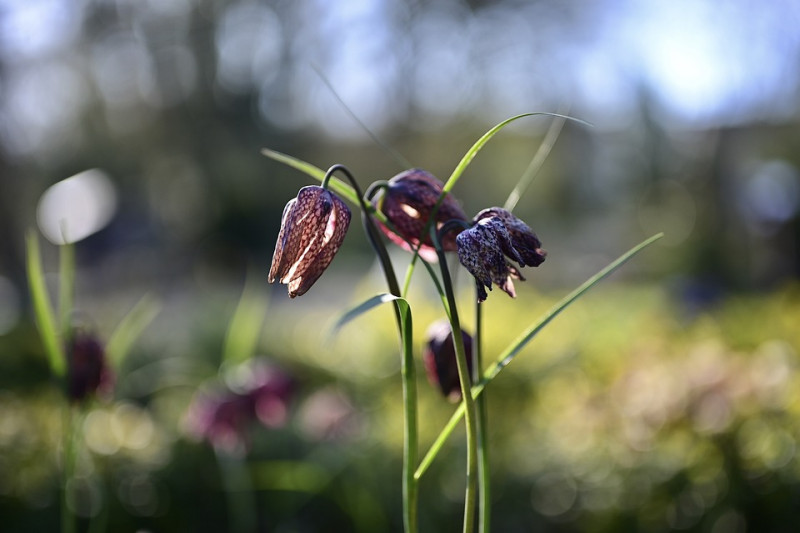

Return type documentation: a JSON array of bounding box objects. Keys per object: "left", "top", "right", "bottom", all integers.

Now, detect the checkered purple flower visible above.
[
  {"left": 269, "top": 186, "right": 351, "bottom": 297},
  {"left": 373, "top": 169, "right": 468, "bottom": 262},
  {"left": 456, "top": 208, "right": 546, "bottom": 302}
]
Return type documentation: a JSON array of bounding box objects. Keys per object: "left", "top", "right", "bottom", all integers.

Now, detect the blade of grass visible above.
[
  {"left": 503, "top": 108, "right": 569, "bottom": 213},
  {"left": 106, "top": 294, "right": 161, "bottom": 369},
  {"left": 222, "top": 271, "right": 267, "bottom": 366},
  {"left": 260, "top": 149, "right": 359, "bottom": 205},
  {"left": 26, "top": 230, "right": 66, "bottom": 376},
  {"left": 312, "top": 65, "right": 414, "bottom": 170},
  {"left": 330, "top": 293, "right": 400, "bottom": 336},
  {"left": 58, "top": 240, "right": 75, "bottom": 342},
  {"left": 415, "top": 233, "right": 663, "bottom": 479},
  {"left": 442, "top": 112, "right": 589, "bottom": 194}
]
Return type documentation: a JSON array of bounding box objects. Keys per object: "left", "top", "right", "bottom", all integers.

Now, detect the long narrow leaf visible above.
[
  {"left": 330, "top": 293, "right": 406, "bottom": 336},
  {"left": 442, "top": 112, "right": 590, "bottom": 194},
  {"left": 504, "top": 110, "right": 569, "bottom": 213},
  {"left": 415, "top": 232, "right": 663, "bottom": 479},
  {"left": 26, "top": 230, "right": 66, "bottom": 376},
  {"left": 222, "top": 272, "right": 267, "bottom": 365},
  {"left": 260, "top": 149, "right": 359, "bottom": 205},
  {"left": 106, "top": 294, "right": 161, "bottom": 369},
  {"left": 58, "top": 240, "right": 75, "bottom": 342},
  {"left": 489, "top": 232, "right": 663, "bottom": 376}
]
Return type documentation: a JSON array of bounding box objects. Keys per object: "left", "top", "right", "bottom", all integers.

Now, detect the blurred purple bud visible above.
[
  {"left": 423, "top": 320, "right": 474, "bottom": 401},
  {"left": 67, "top": 331, "right": 113, "bottom": 403}
]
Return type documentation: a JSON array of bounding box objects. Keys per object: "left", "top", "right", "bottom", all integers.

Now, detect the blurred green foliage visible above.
[{"left": 1, "top": 277, "right": 798, "bottom": 531}]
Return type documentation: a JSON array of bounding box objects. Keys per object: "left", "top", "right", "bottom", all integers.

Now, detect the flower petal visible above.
[{"left": 268, "top": 197, "right": 298, "bottom": 283}]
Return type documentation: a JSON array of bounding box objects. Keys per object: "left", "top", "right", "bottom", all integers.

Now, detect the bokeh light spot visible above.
[{"left": 36, "top": 169, "right": 117, "bottom": 245}]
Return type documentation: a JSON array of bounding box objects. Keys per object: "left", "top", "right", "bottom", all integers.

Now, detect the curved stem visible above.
[
  {"left": 327, "top": 165, "right": 401, "bottom": 299},
  {"left": 433, "top": 224, "right": 478, "bottom": 533},
  {"left": 325, "top": 165, "right": 417, "bottom": 533}
]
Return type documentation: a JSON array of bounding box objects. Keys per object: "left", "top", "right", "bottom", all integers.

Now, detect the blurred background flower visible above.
[{"left": 184, "top": 358, "right": 295, "bottom": 453}]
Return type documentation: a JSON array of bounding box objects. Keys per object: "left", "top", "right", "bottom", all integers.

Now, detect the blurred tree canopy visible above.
[{"left": 0, "top": 0, "right": 798, "bottom": 302}]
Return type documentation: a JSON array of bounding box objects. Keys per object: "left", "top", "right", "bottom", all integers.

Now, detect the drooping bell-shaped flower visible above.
[
  {"left": 422, "top": 320, "right": 474, "bottom": 401},
  {"left": 456, "top": 207, "right": 546, "bottom": 302},
  {"left": 67, "top": 330, "right": 113, "bottom": 403},
  {"left": 373, "top": 169, "right": 468, "bottom": 262},
  {"left": 269, "top": 186, "right": 351, "bottom": 298},
  {"left": 474, "top": 208, "right": 546, "bottom": 268}
]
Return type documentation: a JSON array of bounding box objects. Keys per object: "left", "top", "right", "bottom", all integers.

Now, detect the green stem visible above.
[
  {"left": 215, "top": 447, "right": 257, "bottom": 533},
  {"left": 62, "top": 404, "right": 77, "bottom": 533},
  {"left": 26, "top": 230, "right": 66, "bottom": 376},
  {"left": 325, "top": 165, "right": 418, "bottom": 533},
  {"left": 474, "top": 297, "right": 490, "bottom": 533},
  {"left": 398, "top": 299, "right": 417, "bottom": 533},
  {"left": 433, "top": 224, "right": 478, "bottom": 533},
  {"left": 58, "top": 240, "right": 75, "bottom": 342},
  {"left": 503, "top": 109, "right": 568, "bottom": 213}
]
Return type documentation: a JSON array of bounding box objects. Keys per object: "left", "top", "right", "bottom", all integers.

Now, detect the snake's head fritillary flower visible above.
[
  {"left": 67, "top": 330, "right": 113, "bottom": 403},
  {"left": 269, "top": 186, "right": 351, "bottom": 298},
  {"left": 373, "top": 169, "right": 468, "bottom": 262},
  {"left": 456, "top": 208, "right": 546, "bottom": 302},
  {"left": 423, "top": 320, "right": 474, "bottom": 401},
  {"left": 474, "top": 208, "right": 546, "bottom": 267}
]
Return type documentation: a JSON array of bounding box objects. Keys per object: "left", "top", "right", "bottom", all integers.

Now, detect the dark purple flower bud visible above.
[
  {"left": 422, "top": 320, "right": 474, "bottom": 401},
  {"left": 373, "top": 169, "right": 468, "bottom": 262},
  {"left": 456, "top": 208, "right": 546, "bottom": 302},
  {"left": 269, "top": 186, "right": 351, "bottom": 298},
  {"left": 67, "top": 331, "right": 113, "bottom": 403}
]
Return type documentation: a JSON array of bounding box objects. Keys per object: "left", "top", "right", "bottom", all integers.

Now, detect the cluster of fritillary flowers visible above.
[
  {"left": 268, "top": 167, "right": 546, "bottom": 402},
  {"left": 269, "top": 168, "right": 545, "bottom": 304}
]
